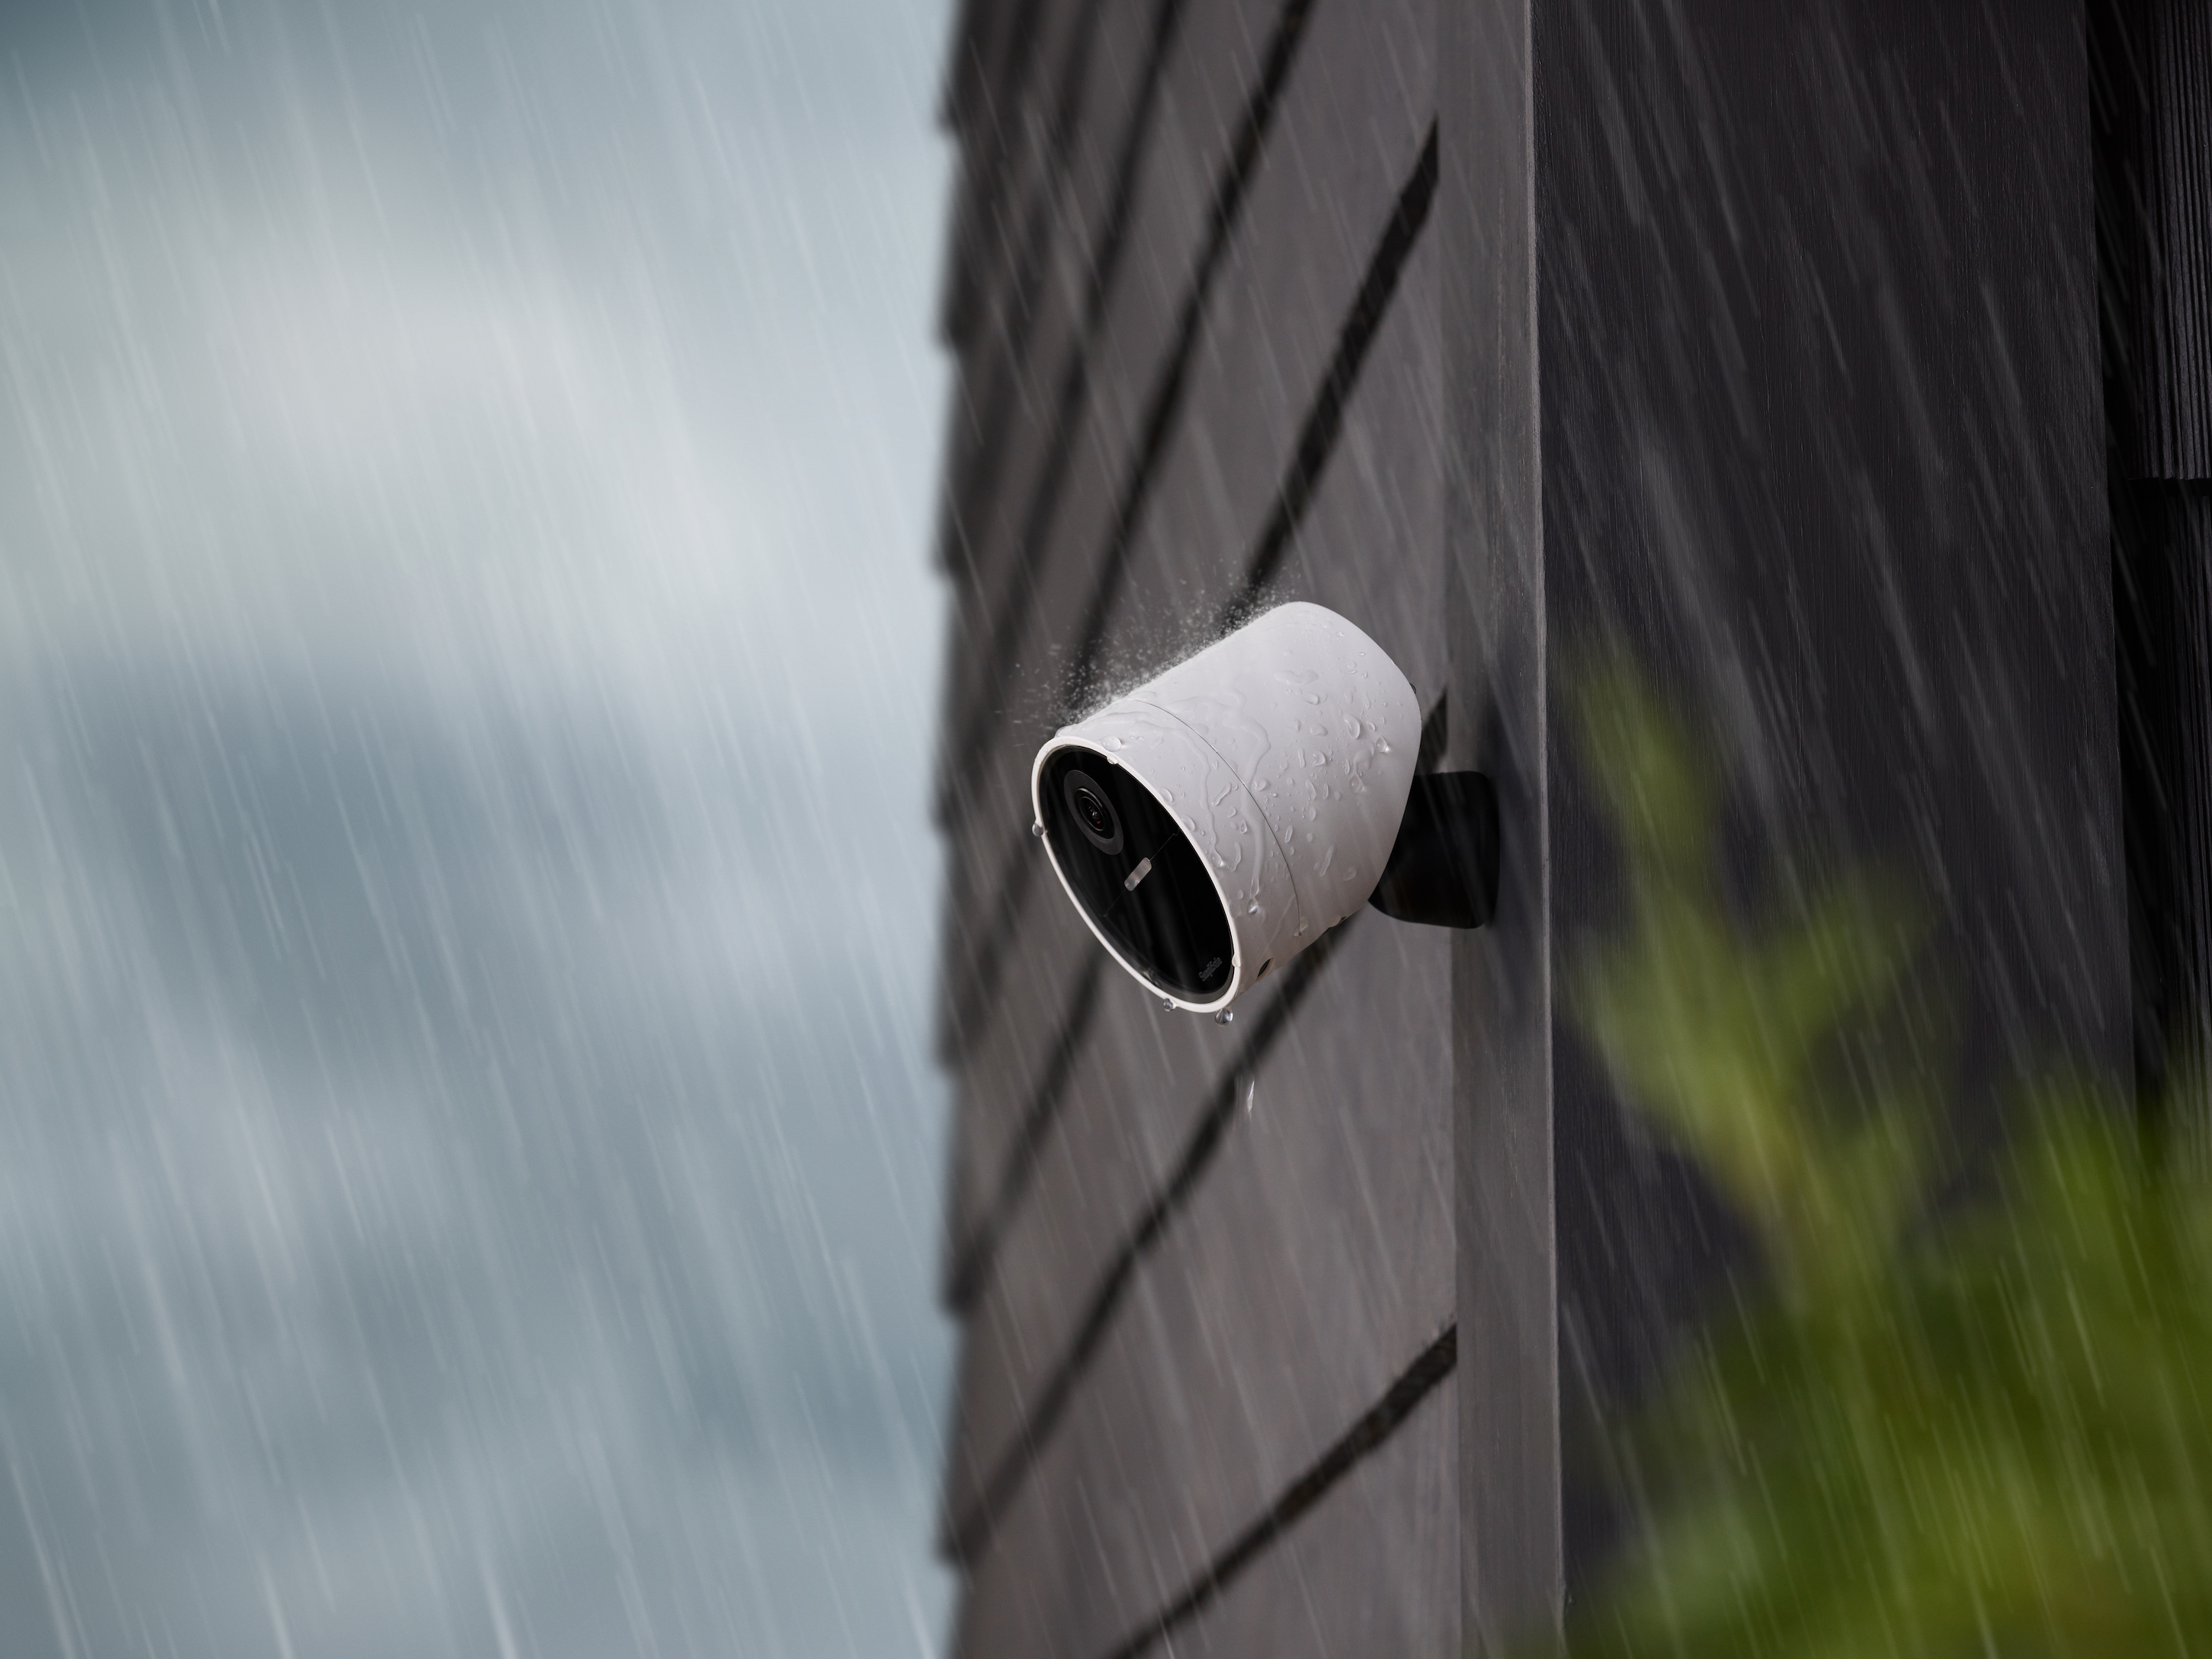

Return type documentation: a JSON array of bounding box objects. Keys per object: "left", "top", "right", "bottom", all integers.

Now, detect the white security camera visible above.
[{"left": 1031, "top": 601, "right": 1496, "bottom": 1017}]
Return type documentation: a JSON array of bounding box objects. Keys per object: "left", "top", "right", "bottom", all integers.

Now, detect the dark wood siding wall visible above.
[
  {"left": 936, "top": 2, "right": 2168, "bottom": 1654},
  {"left": 931, "top": 0, "right": 1456, "bottom": 1654}
]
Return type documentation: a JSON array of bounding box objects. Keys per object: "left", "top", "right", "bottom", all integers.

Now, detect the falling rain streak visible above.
[{"left": 0, "top": 2, "right": 955, "bottom": 1656}]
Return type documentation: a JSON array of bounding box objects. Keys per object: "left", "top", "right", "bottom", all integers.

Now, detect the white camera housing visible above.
[{"left": 1031, "top": 601, "right": 1419, "bottom": 1014}]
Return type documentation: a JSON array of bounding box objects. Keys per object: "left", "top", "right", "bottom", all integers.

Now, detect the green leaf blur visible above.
[{"left": 1550, "top": 656, "right": 2212, "bottom": 1658}]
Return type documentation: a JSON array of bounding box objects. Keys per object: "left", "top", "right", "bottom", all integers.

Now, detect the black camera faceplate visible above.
[{"left": 1039, "top": 748, "right": 1234, "bottom": 1000}]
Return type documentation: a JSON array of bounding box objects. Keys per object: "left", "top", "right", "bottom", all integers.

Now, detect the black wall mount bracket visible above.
[{"left": 1368, "top": 772, "right": 1499, "bottom": 930}]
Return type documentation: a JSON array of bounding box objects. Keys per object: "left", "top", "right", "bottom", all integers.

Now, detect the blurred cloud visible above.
[{"left": 0, "top": 1, "right": 955, "bottom": 1654}]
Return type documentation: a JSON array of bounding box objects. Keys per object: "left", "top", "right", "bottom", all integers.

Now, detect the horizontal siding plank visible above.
[
  {"left": 1253, "top": 237, "right": 1444, "bottom": 703},
  {"left": 942, "top": 290, "right": 1442, "bottom": 1360},
  {"left": 949, "top": 910, "right": 1452, "bottom": 1654},
  {"left": 938, "top": 876, "right": 1099, "bottom": 1283},
  {"left": 941, "top": 0, "right": 1428, "bottom": 1054},
  {"left": 1127, "top": 1370, "right": 1456, "bottom": 1659},
  {"left": 939, "top": 955, "right": 1252, "bottom": 1529},
  {"left": 1090, "top": 0, "right": 1434, "bottom": 684},
  {"left": 951, "top": 1368, "right": 1455, "bottom": 1659},
  {"left": 941, "top": 239, "right": 1438, "bottom": 1136},
  {"left": 940, "top": 0, "right": 1047, "bottom": 347},
  {"left": 939, "top": 0, "right": 1146, "bottom": 581},
  {"left": 940, "top": 0, "right": 1194, "bottom": 724},
  {"left": 941, "top": 0, "right": 1085, "bottom": 370},
  {"left": 941, "top": 0, "right": 1310, "bottom": 779},
  {"left": 938, "top": 5, "right": 1457, "bottom": 1654},
  {"left": 936, "top": 0, "right": 1178, "bottom": 1022}
]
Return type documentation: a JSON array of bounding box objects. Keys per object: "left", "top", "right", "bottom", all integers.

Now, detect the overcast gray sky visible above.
[{"left": 0, "top": 1, "right": 955, "bottom": 1654}]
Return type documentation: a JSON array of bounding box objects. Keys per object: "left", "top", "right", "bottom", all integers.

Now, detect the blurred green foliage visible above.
[{"left": 1550, "top": 656, "right": 2212, "bottom": 1657}]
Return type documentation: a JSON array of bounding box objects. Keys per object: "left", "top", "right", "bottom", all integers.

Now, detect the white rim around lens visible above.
[{"left": 1031, "top": 735, "right": 1251, "bottom": 1014}]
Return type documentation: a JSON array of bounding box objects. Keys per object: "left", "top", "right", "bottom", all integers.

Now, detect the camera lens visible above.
[{"left": 1061, "top": 770, "right": 1124, "bottom": 854}]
